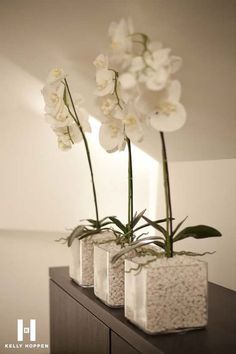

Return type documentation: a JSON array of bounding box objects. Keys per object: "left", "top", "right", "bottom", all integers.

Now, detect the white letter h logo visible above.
[{"left": 17, "top": 319, "right": 36, "bottom": 342}]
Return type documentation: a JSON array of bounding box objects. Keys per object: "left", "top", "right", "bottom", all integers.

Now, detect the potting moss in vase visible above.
[
  {"left": 94, "top": 18, "right": 221, "bottom": 332},
  {"left": 42, "top": 69, "right": 114, "bottom": 287}
]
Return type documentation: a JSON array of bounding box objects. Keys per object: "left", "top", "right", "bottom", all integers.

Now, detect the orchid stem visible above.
[
  {"left": 160, "top": 132, "right": 173, "bottom": 257},
  {"left": 127, "top": 137, "right": 134, "bottom": 243},
  {"left": 64, "top": 79, "right": 100, "bottom": 228}
]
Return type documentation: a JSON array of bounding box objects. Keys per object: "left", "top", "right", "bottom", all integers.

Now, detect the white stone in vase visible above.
[
  {"left": 69, "top": 231, "right": 115, "bottom": 287},
  {"left": 125, "top": 255, "right": 208, "bottom": 334}
]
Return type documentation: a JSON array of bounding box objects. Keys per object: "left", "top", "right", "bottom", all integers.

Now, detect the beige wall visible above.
[{"left": 0, "top": 230, "right": 70, "bottom": 354}]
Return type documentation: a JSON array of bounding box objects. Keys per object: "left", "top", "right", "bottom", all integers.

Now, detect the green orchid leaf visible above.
[
  {"left": 154, "top": 241, "right": 166, "bottom": 250},
  {"left": 131, "top": 209, "right": 146, "bottom": 228},
  {"left": 134, "top": 217, "right": 172, "bottom": 233},
  {"left": 67, "top": 225, "right": 88, "bottom": 247},
  {"left": 109, "top": 217, "right": 127, "bottom": 233},
  {"left": 80, "top": 218, "right": 97, "bottom": 227},
  {"left": 100, "top": 221, "right": 114, "bottom": 227},
  {"left": 173, "top": 225, "right": 222, "bottom": 242},
  {"left": 86, "top": 219, "right": 97, "bottom": 225},
  {"left": 136, "top": 232, "right": 149, "bottom": 240},
  {"left": 78, "top": 229, "right": 101, "bottom": 240},
  {"left": 111, "top": 236, "right": 165, "bottom": 264},
  {"left": 99, "top": 216, "right": 116, "bottom": 224},
  {"left": 142, "top": 216, "right": 167, "bottom": 238},
  {"left": 63, "top": 86, "right": 69, "bottom": 106},
  {"left": 172, "top": 216, "right": 188, "bottom": 237}
]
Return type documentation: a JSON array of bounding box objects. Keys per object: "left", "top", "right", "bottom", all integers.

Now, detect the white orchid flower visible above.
[
  {"left": 144, "top": 48, "right": 171, "bottom": 71},
  {"left": 42, "top": 83, "right": 64, "bottom": 116},
  {"left": 107, "top": 18, "right": 134, "bottom": 71},
  {"left": 45, "top": 104, "right": 74, "bottom": 128},
  {"left": 136, "top": 80, "right": 186, "bottom": 132},
  {"left": 150, "top": 80, "right": 186, "bottom": 132},
  {"left": 99, "top": 118, "right": 125, "bottom": 153},
  {"left": 130, "top": 56, "right": 145, "bottom": 73},
  {"left": 118, "top": 56, "right": 146, "bottom": 90},
  {"left": 119, "top": 72, "right": 137, "bottom": 90},
  {"left": 145, "top": 67, "right": 169, "bottom": 91},
  {"left": 113, "top": 101, "right": 144, "bottom": 143},
  {"left": 95, "top": 68, "right": 114, "bottom": 96},
  {"left": 108, "top": 18, "right": 133, "bottom": 54},
  {"left": 100, "top": 96, "right": 117, "bottom": 116},
  {"left": 124, "top": 113, "right": 144, "bottom": 143},
  {"left": 93, "top": 54, "right": 109, "bottom": 70},
  {"left": 140, "top": 48, "right": 171, "bottom": 91},
  {"left": 54, "top": 124, "right": 82, "bottom": 150},
  {"left": 109, "top": 53, "right": 133, "bottom": 72},
  {"left": 46, "top": 68, "right": 66, "bottom": 85}
]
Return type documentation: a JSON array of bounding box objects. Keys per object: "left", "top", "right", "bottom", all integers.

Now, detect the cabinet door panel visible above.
[
  {"left": 111, "top": 332, "right": 139, "bottom": 354},
  {"left": 50, "top": 281, "right": 109, "bottom": 354}
]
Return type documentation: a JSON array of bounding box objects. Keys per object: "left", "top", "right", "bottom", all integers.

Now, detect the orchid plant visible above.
[
  {"left": 42, "top": 69, "right": 112, "bottom": 244},
  {"left": 94, "top": 53, "right": 147, "bottom": 245},
  {"left": 94, "top": 18, "right": 221, "bottom": 259}
]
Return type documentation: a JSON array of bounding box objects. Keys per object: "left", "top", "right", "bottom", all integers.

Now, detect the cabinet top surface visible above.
[{"left": 49, "top": 267, "right": 236, "bottom": 354}]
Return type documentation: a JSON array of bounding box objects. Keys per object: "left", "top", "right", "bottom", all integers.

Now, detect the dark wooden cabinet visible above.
[
  {"left": 49, "top": 267, "right": 236, "bottom": 354},
  {"left": 111, "top": 332, "right": 139, "bottom": 354},
  {"left": 50, "top": 281, "right": 109, "bottom": 354}
]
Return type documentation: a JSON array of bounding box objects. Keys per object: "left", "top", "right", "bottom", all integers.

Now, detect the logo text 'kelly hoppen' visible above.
[{"left": 3, "top": 319, "right": 49, "bottom": 350}]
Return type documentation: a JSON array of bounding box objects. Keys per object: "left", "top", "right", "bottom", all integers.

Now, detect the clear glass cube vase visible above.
[
  {"left": 69, "top": 231, "right": 115, "bottom": 287},
  {"left": 125, "top": 255, "right": 208, "bottom": 334},
  {"left": 94, "top": 242, "right": 134, "bottom": 307}
]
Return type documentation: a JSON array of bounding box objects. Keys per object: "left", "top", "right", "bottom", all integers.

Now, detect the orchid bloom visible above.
[
  {"left": 118, "top": 44, "right": 183, "bottom": 93},
  {"left": 54, "top": 124, "right": 82, "bottom": 151},
  {"left": 95, "top": 68, "right": 115, "bottom": 96},
  {"left": 150, "top": 80, "right": 186, "bottom": 132},
  {"left": 46, "top": 68, "right": 66, "bottom": 85},
  {"left": 108, "top": 18, "right": 133, "bottom": 54},
  {"left": 45, "top": 104, "right": 74, "bottom": 128},
  {"left": 136, "top": 80, "right": 186, "bottom": 132},
  {"left": 99, "top": 99, "right": 144, "bottom": 153},
  {"left": 94, "top": 54, "right": 115, "bottom": 97},
  {"left": 93, "top": 54, "right": 109, "bottom": 70},
  {"left": 100, "top": 96, "right": 117, "bottom": 116},
  {"left": 113, "top": 101, "right": 144, "bottom": 143},
  {"left": 42, "top": 69, "right": 91, "bottom": 150},
  {"left": 108, "top": 18, "right": 134, "bottom": 70},
  {"left": 42, "top": 83, "right": 64, "bottom": 116},
  {"left": 99, "top": 118, "right": 125, "bottom": 152}
]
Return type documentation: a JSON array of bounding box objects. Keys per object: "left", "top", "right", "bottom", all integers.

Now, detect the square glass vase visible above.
[
  {"left": 94, "top": 242, "right": 133, "bottom": 307},
  {"left": 69, "top": 231, "right": 115, "bottom": 287},
  {"left": 125, "top": 255, "right": 208, "bottom": 334}
]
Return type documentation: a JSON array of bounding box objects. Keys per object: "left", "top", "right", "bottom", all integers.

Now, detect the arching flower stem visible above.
[
  {"left": 127, "top": 137, "right": 134, "bottom": 243},
  {"left": 64, "top": 78, "right": 100, "bottom": 228}
]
